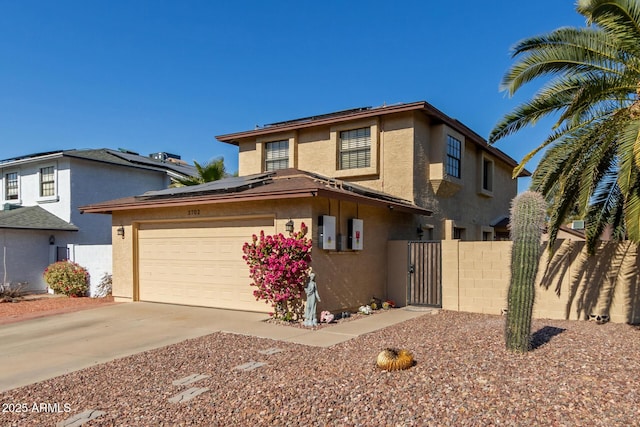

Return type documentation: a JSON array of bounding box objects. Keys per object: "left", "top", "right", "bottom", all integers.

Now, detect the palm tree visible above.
[
  {"left": 171, "top": 157, "right": 227, "bottom": 187},
  {"left": 490, "top": 0, "right": 640, "bottom": 253}
]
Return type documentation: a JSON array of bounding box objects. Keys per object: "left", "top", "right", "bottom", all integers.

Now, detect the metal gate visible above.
[{"left": 408, "top": 241, "right": 442, "bottom": 307}]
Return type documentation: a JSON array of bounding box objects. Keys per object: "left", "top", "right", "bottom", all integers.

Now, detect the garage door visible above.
[{"left": 137, "top": 217, "right": 274, "bottom": 312}]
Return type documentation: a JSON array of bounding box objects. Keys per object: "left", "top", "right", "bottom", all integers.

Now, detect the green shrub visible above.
[{"left": 43, "top": 261, "right": 90, "bottom": 297}]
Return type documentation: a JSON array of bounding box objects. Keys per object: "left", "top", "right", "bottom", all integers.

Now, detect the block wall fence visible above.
[{"left": 439, "top": 239, "right": 640, "bottom": 324}]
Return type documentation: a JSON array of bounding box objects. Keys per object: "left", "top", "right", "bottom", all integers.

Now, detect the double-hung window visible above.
[
  {"left": 446, "top": 135, "right": 461, "bottom": 179},
  {"left": 40, "top": 166, "right": 56, "bottom": 197},
  {"left": 5, "top": 172, "right": 18, "bottom": 200},
  {"left": 339, "top": 127, "right": 371, "bottom": 170},
  {"left": 264, "top": 140, "right": 289, "bottom": 171}
]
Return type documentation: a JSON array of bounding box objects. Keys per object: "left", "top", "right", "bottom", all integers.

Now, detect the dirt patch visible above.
[{"left": 0, "top": 294, "right": 117, "bottom": 325}]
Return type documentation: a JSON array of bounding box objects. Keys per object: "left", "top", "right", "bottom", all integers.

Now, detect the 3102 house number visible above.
[{"left": 187, "top": 209, "right": 200, "bottom": 216}]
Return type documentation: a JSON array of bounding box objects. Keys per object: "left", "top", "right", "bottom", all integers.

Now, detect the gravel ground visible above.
[{"left": 1, "top": 310, "right": 639, "bottom": 426}]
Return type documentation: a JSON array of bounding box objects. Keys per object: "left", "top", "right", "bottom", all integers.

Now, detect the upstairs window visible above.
[
  {"left": 265, "top": 140, "right": 289, "bottom": 171},
  {"left": 482, "top": 157, "right": 494, "bottom": 192},
  {"left": 5, "top": 172, "right": 18, "bottom": 200},
  {"left": 446, "top": 135, "right": 461, "bottom": 178},
  {"left": 39, "top": 166, "right": 56, "bottom": 197},
  {"left": 339, "top": 127, "right": 371, "bottom": 170}
]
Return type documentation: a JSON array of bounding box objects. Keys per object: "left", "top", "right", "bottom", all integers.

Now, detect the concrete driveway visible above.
[
  {"left": 0, "top": 301, "right": 430, "bottom": 393},
  {"left": 0, "top": 302, "right": 273, "bottom": 392}
]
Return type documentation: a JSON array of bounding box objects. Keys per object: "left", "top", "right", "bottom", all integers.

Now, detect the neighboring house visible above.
[
  {"left": 216, "top": 101, "right": 530, "bottom": 241},
  {"left": 0, "top": 148, "right": 196, "bottom": 294},
  {"left": 81, "top": 101, "right": 529, "bottom": 313}
]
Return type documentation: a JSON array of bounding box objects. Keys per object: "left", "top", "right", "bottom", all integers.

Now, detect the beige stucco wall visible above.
[
  {"left": 239, "top": 113, "right": 414, "bottom": 201},
  {"left": 309, "top": 198, "right": 416, "bottom": 311},
  {"left": 110, "top": 199, "right": 313, "bottom": 303},
  {"left": 110, "top": 196, "right": 417, "bottom": 313},
  {"left": 419, "top": 121, "right": 516, "bottom": 241},
  {"left": 440, "top": 239, "right": 640, "bottom": 324},
  {"left": 235, "top": 110, "right": 518, "bottom": 242}
]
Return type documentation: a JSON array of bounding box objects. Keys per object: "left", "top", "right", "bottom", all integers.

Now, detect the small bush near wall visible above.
[
  {"left": 94, "top": 273, "right": 112, "bottom": 298},
  {"left": 43, "top": 261, "right": 90, "bottom": 297}
]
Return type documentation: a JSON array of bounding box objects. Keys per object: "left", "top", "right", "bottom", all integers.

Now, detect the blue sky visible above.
[{"left": 1, "top": 1, "right": 586, "bottom": 187}]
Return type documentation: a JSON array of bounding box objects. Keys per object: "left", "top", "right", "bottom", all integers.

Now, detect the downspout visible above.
[{"left": 379, "top": 118, "right": 384, "bottom": 191}]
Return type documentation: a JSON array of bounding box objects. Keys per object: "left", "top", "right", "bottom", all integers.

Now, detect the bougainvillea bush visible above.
[
  {"left": 43, "top": 261, "right": 90, "bottom": 297},
  {"left": 242, "top": 223, "right": 312, "bottom": 320}
]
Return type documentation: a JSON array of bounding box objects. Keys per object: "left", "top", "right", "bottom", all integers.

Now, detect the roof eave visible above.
[
  {"left": 215, "top": 101, "right": 527, "bottom": 171},
  {"left": 216, "top": 102, "right": 427, "bottom": 145},
  {"left": 0, "top": 226, "right": 78, "bottom": 231},
  {"left": 79, "top": 189, "right": 320, "bottom": 214},
  {"left": 80, "top": 186, "right": 431, "bottom": 216},
  {"left": 0, "top": 152, "right": 64, "bottom": 167}
]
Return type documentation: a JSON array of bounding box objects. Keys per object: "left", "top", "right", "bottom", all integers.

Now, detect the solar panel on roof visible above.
[
  {"left": 137, "top": 172, "right": 274, "bottom": 199},
  {"left": 107, "top": 150, "right": 196, "bottom": 176}
]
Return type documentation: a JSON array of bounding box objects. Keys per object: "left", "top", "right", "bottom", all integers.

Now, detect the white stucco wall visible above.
[
  {"left": 0, "top": 229, "right": 54, "bottom": 293},
  {"left": 68, "top": 244, "right": 112, "bottom": 297},
  {"left": 68, "top": 158, "right": 171, "bottom": 244}
]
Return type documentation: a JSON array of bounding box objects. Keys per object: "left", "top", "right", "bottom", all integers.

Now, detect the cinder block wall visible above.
[{"left": 441, "top": 240, "right": 640, "bottom": 324}]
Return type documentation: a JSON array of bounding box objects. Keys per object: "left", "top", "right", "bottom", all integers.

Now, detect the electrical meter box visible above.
[
  {"left": 318, "top": 215, "right": 336, "bottom": 250},
  {"left": 348, "top": 218, "right": 364, "bottom": 250}
]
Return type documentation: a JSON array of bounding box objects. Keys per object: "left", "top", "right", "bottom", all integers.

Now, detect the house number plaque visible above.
[{"left": 187, "top": 209, "right": 201, "bottom": 216}]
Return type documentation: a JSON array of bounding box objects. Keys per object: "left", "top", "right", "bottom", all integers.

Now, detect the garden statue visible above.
[{"left": 303, "top": 271, "right": 320, "bottom": 327}]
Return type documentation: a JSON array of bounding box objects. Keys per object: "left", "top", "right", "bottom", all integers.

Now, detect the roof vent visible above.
[
  {"left": 149, "top": 152, "right": 181, "bottom": 162},
  {"left": 571, "top": 220, "right": 585, "bottom": 230}
]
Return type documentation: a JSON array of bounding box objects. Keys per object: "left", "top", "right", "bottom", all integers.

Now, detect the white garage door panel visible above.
[{"left": 137, "top": 218, "right": 273, "bottom": 312}]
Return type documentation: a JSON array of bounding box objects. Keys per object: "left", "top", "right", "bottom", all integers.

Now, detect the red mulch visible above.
[{"left": 0, "top": 294, "right": 117, "bottom": 325}]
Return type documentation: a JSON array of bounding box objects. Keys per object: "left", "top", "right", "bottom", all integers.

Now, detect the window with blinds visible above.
[
  {"left": 446, "top": 135, "right": 461, "bottom": 178},
  {"left": 339, "top": 127, "right": 371, "bottom": 170},
  {"left": 5, "top": 172, "right": 18, "bottom": 200},
  {"left": 40, "top": 166, "right": 55, "bottom": 197},
  {"left": 265, "top": 140, "right": 289, "bottom": 171}
]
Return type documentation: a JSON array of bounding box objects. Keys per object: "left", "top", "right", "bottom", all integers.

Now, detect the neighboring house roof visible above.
[
  {"left": 0, "top": 148, "right": 197, "bottom": 179},
  {"left": 0, "top": 205, "right": 78, "bottom": 231},
  {"left": 215, "top": 101, "right": 531, "bottom": 177},
  {"left": 80, "top": 168, "right": 432, "bottom": 216}
]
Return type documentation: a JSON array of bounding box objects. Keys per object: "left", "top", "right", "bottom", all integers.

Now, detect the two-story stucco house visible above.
[
  {"left": 81, "top": 101, "right": 528, "bottom": 314},
  {"left": 216, "top": 101, "right": 530, "bottom": 241},
  {"left": 0, "top": 148, "right": 195, "bottom": 294}
]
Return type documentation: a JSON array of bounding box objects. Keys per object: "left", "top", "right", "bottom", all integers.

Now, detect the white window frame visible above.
[
  {"left": 4, "top": 171, "right": 20, "bottom": 203},
  {"left": 264, "top": 140, "right": 289, "bottom": 171},
  {"left": 38, "top": 165, "right": 58, "bottom": 202},
  {"left": 339, "top": 127, "right": 371, "bottom": 170}
]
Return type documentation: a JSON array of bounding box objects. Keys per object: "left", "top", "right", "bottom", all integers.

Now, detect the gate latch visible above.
[{"left": 409, "top": 264, "right": 415, "bottom": 274}]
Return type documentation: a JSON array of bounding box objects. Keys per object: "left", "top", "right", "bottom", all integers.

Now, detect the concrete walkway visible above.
[{"left": 0, "top": 302, "right": 433, "bottom": 392}]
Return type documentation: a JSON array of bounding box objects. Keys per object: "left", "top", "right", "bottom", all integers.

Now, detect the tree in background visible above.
[
  {"left": 490, "top": 0, "right": 640, "bottom": 253},
  {"left": 171, "top": 156, "right": 227, "bottom": 186}
]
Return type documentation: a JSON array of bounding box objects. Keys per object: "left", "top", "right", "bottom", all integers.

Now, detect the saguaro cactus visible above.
[{"left": 505, "top": 191, "right": 546, "bottom": 353}]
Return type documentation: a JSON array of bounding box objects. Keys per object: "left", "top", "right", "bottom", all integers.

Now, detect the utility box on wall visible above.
[
  {"left": 348, "top": 218, "right": 364, "bottom": 250},
  {"left": 318, "top": 215, "right": 336, "bottom": 250}
]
